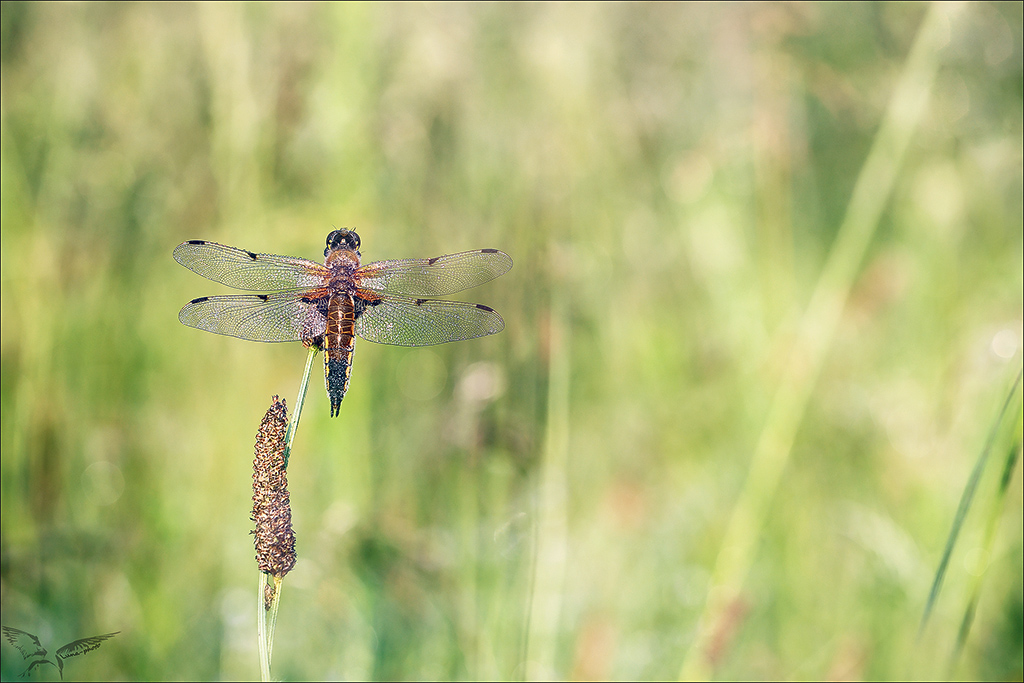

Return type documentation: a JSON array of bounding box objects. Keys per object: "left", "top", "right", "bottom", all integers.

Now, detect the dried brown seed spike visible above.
[{"left": 251, "top": 396, "right": 297, "bottom": 578}]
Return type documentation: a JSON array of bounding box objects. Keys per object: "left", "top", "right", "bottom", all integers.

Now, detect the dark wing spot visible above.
[
  {"left": 481, "top": 248, "right": 498, "bottom": 254},
  {"left": 415, "top": 299, "right": 427, "bottom": 306},
  {"left": 186, "top": 239, "right": 207, "bottom": 245},
  {"left": 257, "top": 294, "right": 269, "bottom": 301},
  {"left": 428, "top": 257, "right": 440, "bottom": 265},
  {"left": 354, "top": 296, "right": 382, "bottom": 318},
  {"left": 299, "top": 295, "right": 332, "bottom": 315},
  {"left": 353, "top": 297, "right": 379, "bottom": 317},
  {"left": 189, "top": 296, "right": 210, "bottom": 304},
  {"left": 475, "top": 303, "right": 495, "bottom": 313},
  {"left": 245, "top": 250, "right": 258, "bottom": 260}
]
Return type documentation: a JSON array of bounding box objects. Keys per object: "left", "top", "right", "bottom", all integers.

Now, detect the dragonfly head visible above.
[{"left": 325, "top": 228, "right": 361, "bottom": 257}]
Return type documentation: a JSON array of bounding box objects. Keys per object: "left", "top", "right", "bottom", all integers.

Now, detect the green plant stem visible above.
[
  {"left": 284, "top": 346, "right": 319, "bottom": 469},
  {"left": 257, "top": 572, "right": 271, "bottom": 682},
  {"left": 257, "top": 573, "right": 287, "bottom": 681}
]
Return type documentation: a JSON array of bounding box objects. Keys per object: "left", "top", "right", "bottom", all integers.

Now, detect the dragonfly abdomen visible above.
[{"left": 324, "top": 294, "right": 357, "bottom": 417}]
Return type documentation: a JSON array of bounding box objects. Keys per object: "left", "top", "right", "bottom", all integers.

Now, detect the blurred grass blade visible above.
[
  {"left": 679, "top": 3, "right": 962, "bottom": 679},
  {"left": 925, "top": 368, "right": 1019, "bottom": 634},
  {"left": 917, "top": 366, "right": 1019, "bottom": 671},
  {"left": 526, "top": 291, "right": 570, "bottom": 680},
  {"left": 950, "top": 402, "right": 1022, "bottom": 674}
]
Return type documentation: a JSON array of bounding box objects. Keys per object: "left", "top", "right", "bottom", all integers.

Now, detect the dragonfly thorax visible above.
[{"left": 324, "top": 248, "right": 361, "bottom": 288}]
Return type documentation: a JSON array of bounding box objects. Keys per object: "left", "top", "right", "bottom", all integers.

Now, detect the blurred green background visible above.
[{"left": 2, "top": 2, "right": 1021, "bottom": 680}]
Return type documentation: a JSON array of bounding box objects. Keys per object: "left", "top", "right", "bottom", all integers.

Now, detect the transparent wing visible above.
[
  {"left": 178, "top": 292, "right": 327, "bottom": 342},
  {"left": 355, "top": 249, "right": 512, "bottom": 297},
  {"left": 356, "top": 296, "right": 505, "bottom": 346},
  {"left": 173, "top": 240, "right": 329, "bottom": 291},
  {"left": 56, "top": 633, "right": 119, "bottom": 660}
]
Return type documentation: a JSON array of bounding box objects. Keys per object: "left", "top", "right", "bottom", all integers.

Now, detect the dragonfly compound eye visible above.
[{"left": 325, "top": 229, "right": 360, "bottom": 255}]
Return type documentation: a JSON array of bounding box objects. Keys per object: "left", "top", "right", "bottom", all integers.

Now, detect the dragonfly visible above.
[{"left": 174, "top": 229, "right": 512, "bottom": 416}]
